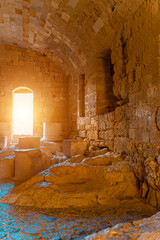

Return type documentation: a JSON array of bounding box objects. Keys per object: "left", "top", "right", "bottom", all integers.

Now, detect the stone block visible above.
[
  {"left": 114, "top": 137, "right": 129, "bottom": 154},
  {"left": 0, "top": 156, "right": 14, "bottom": 180},
  {"left": 14, "top": 149, "right": 42, "bottom": 181},
  {"left": 43, "top": 122, "right": 63, "bottom": 141},
  {"left": 87, "top": 130, "right": 98, "bottom": 140},
  {"left": 104, "top": 130, "right": 114, "bottom": 140},
  {"left": 40, "top": 140, "right": 62, "bottom": 154},
  {"left": 62, "top": 139, "right": 87, "bottom": 157},
  {"left": 68, "top": 0, "right": 78, "bottom": 9},
  {"left": 115, "top": 106, "right": 125, "bottom": 122},
  {"left": 19, "top": 137, "right": 40, "bottom": 149},
  {"left": 78, "top": 130, "right": 87, "bottom": 138},
  {"left": 0, "top": 136, "right": 7, "bottom": 149},
  {"left": 114, "top": 120, "right": 129, "bottom": 137},
  {"left": 93, "top": 17, "right": 104, "bottom": 33},
  {"left": 105, "top": 140, "right": 114, "bottom": 151}
]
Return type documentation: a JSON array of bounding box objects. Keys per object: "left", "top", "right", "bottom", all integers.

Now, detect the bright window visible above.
[{"left": 13, "top": 93, "right": 33, "bottom": 135}]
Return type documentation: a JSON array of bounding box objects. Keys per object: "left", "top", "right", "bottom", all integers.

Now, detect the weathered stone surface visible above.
[
  {"left": 63, "top": 139, "right": 87, "bottom": 157},
  {"left": 14, "top": 149, "right": 42, "bottom": 181},
  {"left": 1, "top": 153, "right": 139, "bottom": 208},
  {"left": 0, "top": 183, "right": 157, "bottom": 240},
  {"left": 128, "top": 141, "right": 160, "bottom": 209},
  {"left": 0, "top": 156, "right": 14, "bottom": 180},
  {"left": 43, "top": 122, "right": 63, "bottom": 141},
  {"left": 87, "top": 148, "right": 109, "bottom": 157},
  {"left": 0, "top": 136, "right": 7, "bottom": 149},
  {"left": 85, "top": 211, "right": 160, "bottom": 240},
  {"left": 66, "top": 154, "right": 85, "bottom": 163},
  {"left": 19, "top": 136, "right": 40, "bottom": 149},
  {"left": 40, "top": 141, "right": 62, "bottom": 154},
  {"left": 82, "top": 152, "right": 124, "bottom": 166},
  {"left": 0, "top": 148, "right": 15, "bottom": 159},
  {"left": 0, "top": 46, "right": 68, "bottom": 139},
  {"left": 0, "top": 0, "right": 158, "bottom": 215}
]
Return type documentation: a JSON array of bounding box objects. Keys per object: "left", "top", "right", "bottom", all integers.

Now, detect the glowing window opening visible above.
[{"left": 13, "top": 93, "right": 33, "bottom": 135}]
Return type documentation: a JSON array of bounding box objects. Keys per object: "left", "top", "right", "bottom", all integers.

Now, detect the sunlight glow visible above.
[{"left": 13, "top": 93, "right": 33, "bottom": 135}]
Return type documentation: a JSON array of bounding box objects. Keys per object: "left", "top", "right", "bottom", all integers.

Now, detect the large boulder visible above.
[{"left": 1, "top": 153, "right": 139, "bottom": 208}]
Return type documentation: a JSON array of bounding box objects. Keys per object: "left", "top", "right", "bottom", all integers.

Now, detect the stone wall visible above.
[
  {"left": 76, "top": 0, "right": 160, "bottom": 152},
  {"left": 75, "top": 0, "right": 160, "bottom": 207},
  {"left": 0, "top": 45, "right": 68, "bottom": 138}
]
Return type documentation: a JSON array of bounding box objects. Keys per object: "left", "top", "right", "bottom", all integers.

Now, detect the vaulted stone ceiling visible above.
[{"left": 0, "top": 0, "right": 144, "bottom": 74}]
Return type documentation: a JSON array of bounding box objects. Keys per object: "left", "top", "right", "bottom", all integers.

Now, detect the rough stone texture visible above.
[
  {"left": 0, "top": 136, "right": 7, "bottom": 149},
  {"left": 62, "top": 139, "right": 87, "bottom": 157},
  {"left": 0, "top": 156, "right": 14, "bottom": 180},
  {"left": 0, "top": 183, "right": 157, "bottom": 240},
  {"left": 85, "top": 211, "right": 160, "bottom": 240},
  {"left": 0, "top": 122, "right": 11, "bottom": 137},
  {"left": 128, "top": 141, "right": 160, "bottom": 209},
  {"left": 0, "top": 148, "right": 15, "bottom": 159},
  {"left": 0, "top": 45, "right": 69, "bottom": 138},
  {"left": 19, "top": 136, "right": 40, "bottom": 149},
  {"left": 73, "top": 0, "right": 160, "bottom": 153},
  {"left": 0, "top": 0, "right": 159, "bottom": 214},
  {"left": 0, "top": 0, "right": 145, "bottom": 74},
  {"left": 14, "top": 149, "right": 42, "bottom": 181},
  {"left": 40, "top": 140, "right": 62, "bottom": 155},
  {"left": 82, "top": 153, "right": 124, "bottom": 166},
  {"left": 1, "top": 153, "right": 139, "bottom": 208},
  {"left": 65, "top": 154, "right": 85, "bottom": 164},
  {"left": 43, "top": 122, "right": 63, "bottom": 141}
]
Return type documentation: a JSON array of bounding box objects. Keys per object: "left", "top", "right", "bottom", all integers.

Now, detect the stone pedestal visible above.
[
  {"left": 0, "top": 156, "right": 14, "bottom": 180},
  {"left": 62, "top": 139, "right": 87, "bottom": 157},
  {"left": 43, "top": 122, "right": 63, "bottom": 141},
  {"left": 14, "top": 149, "right": 42, "bottom": 181},
  {"left": 19, "top": 136, "right": 40, "bottom": 149}
]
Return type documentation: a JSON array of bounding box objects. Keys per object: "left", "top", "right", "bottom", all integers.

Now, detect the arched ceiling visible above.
[{"left": 0, "top": 0, "right": 144, "bottom": 74}]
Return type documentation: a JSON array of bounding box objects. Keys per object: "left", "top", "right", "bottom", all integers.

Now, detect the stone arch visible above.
[{"left": 12, "top": 87, "right": 33, "bottom": 94}]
